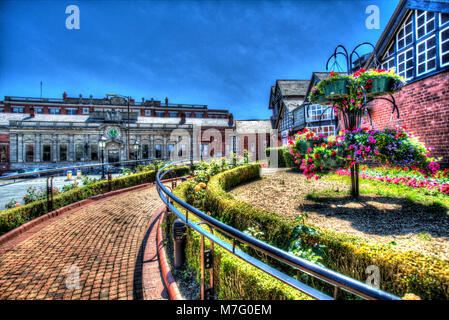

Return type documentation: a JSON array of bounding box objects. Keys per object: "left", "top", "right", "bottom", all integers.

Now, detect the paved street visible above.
[{"left": 0, "top": 186, "right": 167, "bottom": 300}]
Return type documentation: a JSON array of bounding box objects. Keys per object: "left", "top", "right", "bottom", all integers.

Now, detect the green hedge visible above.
[
  {"left": 169, "top": 166, "right": 310, "bottom": 300},
  {"left": 203, "top": 164, "right": 449, "bottom": 300},
  {"left": 0, "top": 166, "right": 190, "bottom": 236}
]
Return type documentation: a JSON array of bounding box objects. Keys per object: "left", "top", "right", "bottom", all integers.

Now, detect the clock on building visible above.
[{"left": 108, "top": 128, "right": 118, "bottom": 138}]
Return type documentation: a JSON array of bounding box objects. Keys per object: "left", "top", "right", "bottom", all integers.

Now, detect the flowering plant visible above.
[{"left": 354, "top": 67, "right": 406, "bottom": 94}]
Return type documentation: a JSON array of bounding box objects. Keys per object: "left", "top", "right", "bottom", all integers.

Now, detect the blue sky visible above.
[{"left": 0, "top": 0, "right": 399, "bottom": 119}]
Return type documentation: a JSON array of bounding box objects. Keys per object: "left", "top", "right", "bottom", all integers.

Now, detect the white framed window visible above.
[
  {"left": 12, "top": 106, "right": 24, "bottom": 113},
  {"left": 441, "top": 25, "right": 449, "bottom": 67},
  {"left": 66, "top": 108, "right": 78, "bottom": 115},
  {"left": 49, "top": 108, "right": 61, "bottom": 114},
  {"left": 307, "top": 104, "right": 333, "bottom": 122},
  {"left": 397, "top": 47, "right": 414, "bottom": 79},
  {"left": 309, "top": 125, "right": 335, "bottom": 137},
  {"left": 416, "top": 35, "right": 437, "bottom": 76},
  {"left": 381, "top": 56, "right": 395, "bottom": 70},
  {"left": 441, "top": 13, "right": 449, "bottom": 27},
  {"left": 144, "top": 110, "right": 152, "bottom": 116},
  {"left": 385, "top": 42, "right": 395, "bottom": 58},
  {"left": 155, "top": 111, "right": 165, "bottom": 117},
  {"left": 195, "top": 113, "right": 203, "bottom": 118},
  {"left": 397, "top": 12, "right": 414, "bottom": 51},
  {"left": 416, "top": 10, "right": 435, "bottom": 40},
  {"left": 185, "top": 112, "right": 191, "bottom": 118},
  {"left": 34, "top": 107, "right": 43, "bottom": 114},
  {"left": 82, "top": 108, "right": 90, "bottom": 114},
  {"left": 169, "top": 112, "right": 178, "bottom": 117}
]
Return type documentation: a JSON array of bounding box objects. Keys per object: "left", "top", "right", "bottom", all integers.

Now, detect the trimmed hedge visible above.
[
  {"left": 204, "top": 164, "right": 449, "bottom": 300},
  {"left": 0, "top": 166, "right": 190, "bottom": 236},
  {"left": 169, "top": 166, "right": 310, "bottom": 300}
]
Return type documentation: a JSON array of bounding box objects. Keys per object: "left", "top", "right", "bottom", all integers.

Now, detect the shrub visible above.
[
  {"left": 203, "top": 165, "right": 449, "bottom": 300},
  {"left": 0, "top": 166, "right": 190, "bottom": 236},
  {"left": 169, "top": 171, "right": 310, "bottom": 300}
]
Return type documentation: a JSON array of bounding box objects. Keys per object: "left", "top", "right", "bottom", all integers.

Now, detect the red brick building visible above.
[{"left": 365, "top": 0, "right": 449, "bottom": 167}]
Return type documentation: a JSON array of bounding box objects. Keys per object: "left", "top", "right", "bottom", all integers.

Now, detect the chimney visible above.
[
  {"left": 228, "top": 113, "right": 234, "bottom": 126},
  {"left": 165, "top": 97, "right": 168, "bottom": 106},
  {"left": 63, "top": 92, "right": 68, "bottom": 100},
  {"left": 30, "top": 106, "right": 35, "bottom": 118}
]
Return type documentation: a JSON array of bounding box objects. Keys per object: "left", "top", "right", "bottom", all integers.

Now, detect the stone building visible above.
[{"left": 0, "top": 94, "right": 270, "bottom": 173}]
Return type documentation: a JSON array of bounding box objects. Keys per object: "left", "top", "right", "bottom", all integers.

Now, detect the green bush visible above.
[
  {"left": 265, "top": 147, "right": 287, "bottom": 168},
  {"left": 0, "top": 166, "right": 190, "bottom": 236},
  {"left": 168, "top": 165, "right": 310, "bottom": 300},
  {"left": 282, "top": 148, "right": 300, "bottom": 171},
  {"left": 203, "top": 164, "right": 449, "bottom": 300}
]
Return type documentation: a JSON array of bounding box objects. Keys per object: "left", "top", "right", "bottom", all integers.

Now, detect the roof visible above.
[
  {"left": 365, "top": 0, "right": 449, "bottom": 68},
  {"left": 283, "top": 99, "right": 304, "bottom": 112},
  {"left": 276, "top": 80, "right": 310, "bottom": 97},
  {"left": 235, "top": 120, "right": 272, "bottom": 134}
]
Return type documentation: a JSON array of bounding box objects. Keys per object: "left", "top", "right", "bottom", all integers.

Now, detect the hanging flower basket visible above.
[
  {"left": 323, "top": 78, "right": 349, "bottom": 99},
  {"left": 365, "top": 77, "right": 392, "bottom": 97},
  {"left": 316, "top": 94, "right": 333, "bottom": 105}
]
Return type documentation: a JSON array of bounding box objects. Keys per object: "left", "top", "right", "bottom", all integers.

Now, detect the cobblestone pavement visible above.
[{"left": 0, "top": 186, "right": 168, "bottom": 300}]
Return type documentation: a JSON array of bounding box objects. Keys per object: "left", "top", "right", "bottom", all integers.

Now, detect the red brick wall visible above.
[{"left": 368, "top": 70, "right": 449, "bottom": 167}]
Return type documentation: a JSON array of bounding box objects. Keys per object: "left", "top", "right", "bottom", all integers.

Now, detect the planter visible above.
[
  {"left": 323, "top": 79, "right": 349, "bottom": 99},
  {"left": 365, "top": 77, "right": 392, "bottom": 97},
  {"left": 316, "top": 94, "right": 333, "bottom": 106}
]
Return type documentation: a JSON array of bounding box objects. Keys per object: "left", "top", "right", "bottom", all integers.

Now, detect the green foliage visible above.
[
  {"left": 203, "top": 165, "right": 449, "bottom": 299},
  {"left": 0, "top": 166, "right": 190, "bottom": 236}
]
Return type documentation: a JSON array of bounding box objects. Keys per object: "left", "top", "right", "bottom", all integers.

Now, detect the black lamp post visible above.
[{"left": 99, "top": 135, "right": 107, "bottom": 179}]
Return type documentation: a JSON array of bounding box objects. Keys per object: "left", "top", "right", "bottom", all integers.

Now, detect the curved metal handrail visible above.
[{"left": 155, "top": 160, "right": 402, "bottom": 300}]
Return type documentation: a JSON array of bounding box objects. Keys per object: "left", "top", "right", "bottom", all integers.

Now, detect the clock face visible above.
[{"left": 108, "top": 128, "right": 118, "bottom": 138}]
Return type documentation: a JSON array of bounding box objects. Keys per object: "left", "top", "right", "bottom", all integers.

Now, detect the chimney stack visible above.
[{"left": 165, "top": 97, "right": 168, "bottom": 106}]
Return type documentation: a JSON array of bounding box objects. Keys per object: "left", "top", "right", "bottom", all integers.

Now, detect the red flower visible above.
[
  {"left": 330, "top": 71, "right": 335, "bottom": 77},
  {"left": 307, "top": 148, "right": 312, "bottom": 153},
  {"left": 314, "top": 154, "right": 320, "bottom": 158}
]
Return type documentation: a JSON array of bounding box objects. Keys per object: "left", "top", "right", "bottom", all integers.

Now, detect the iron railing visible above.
[{"left": 156, "top": 160, "right": 402, "bottom": 300}]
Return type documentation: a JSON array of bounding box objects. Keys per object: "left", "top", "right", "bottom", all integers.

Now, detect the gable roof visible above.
[
  {"left": 365, "top": 0, "right": 449, "bottom": 68},
  {"left": 276, "top": 80, "right": 310, "bottom": 97}
]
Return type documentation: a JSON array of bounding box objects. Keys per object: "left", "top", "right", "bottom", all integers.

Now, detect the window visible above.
[
  {"left": 397, "top": 13, "right": 413, "bottom": 50},
  {"left": 25, "top": 145, "right": 34, "bottom": 162},
  {"left": 381, "top": 56, "right": 395, "bottom": 70},
  {"left": 75, "top": 144, "right": 84, "bottom": 161},
  {"left": 0, "top": 108, "right": 4, "bottom": 113},
  {"left": 185, "top": 112, "right": 191, "bottom": 118},
  {"left": 66, "top": 108, "right": 78, "bottom": 115},
  {"left": 168, "top": 144, "right": 174, "bottom": 157},
  {"left": 82, "top": 108, "right": 90, "bottom": 115},
  {"left": 169, "top": 112, "right": 178, "bottom": 118},
  {"left": 397, "top": 47, "right": 414, "bottom": 79},
  {"left": 142, "top": 144, "right": 149, "bottom": 158},
  {"left": 310, "top": 125, "right": 335, "bottom": 137},
  {"left": 49, "top": 108, "right": 61, "bottom": 114},
  {"left": 441, "top": 13, "right": 449, "bottom": 26},
  {"left": 60, "top": 145, "right": 67, "bottom": 161},
  {"left": 416, "top": 10, "right": 435, "bottom": 39},
  {"left": 42, "top": 145, "right": 51, "bottom": 162},
  {"left": 385, "top": 43, "right": 395, "bottom": 58},
  {"left": 308, "top": 105, "right": 333, "bottom": 122},
  {"left": 91, "top": 144, "right": 98, "bottom": 161},
  {"left": 0, "top": 145, "right": 7, "bottom": 163},
  {"left": 155, "top": 144, "right": 162, "bottom": 158},
  {"left": 35, "top": 107, "right": 43, "bottom": 114},
  {"left": 195, "top": 113, "right": 203, "bottom": 118},
  {"left": 417, "top": 35, "right": 437, "bottom": 76},
  {"left": 155, "top": 111, "right": 165, "bottom": 117},
  {"left": 144, "top": 110, "right": 152, "bottom": 116},
  {"left": 12, "top": 107, "right": 24, "bottom": 113},
  {"left": 441, "top": 26, "right": 449, "bottom": 67}
]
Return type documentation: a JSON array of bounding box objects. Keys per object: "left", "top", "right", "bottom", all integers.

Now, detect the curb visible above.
[
  {"left": 155, "top": 207, "right": 183, "bottom": 300},
  {"left": 0, "top": 175, "right": 189, "bottom": 247}
]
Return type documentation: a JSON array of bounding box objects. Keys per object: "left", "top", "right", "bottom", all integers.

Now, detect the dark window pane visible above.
[
  {"left": 418, "top": 43, "right": 425, "bottom": 52},
  {"left": 406, "top": 35, "right": 412, "bottom": 44},
  {"left": 418, "top": 64, "right": 425, "bottom": 74},
  {"left": 428, "top": 36, "right": 435, "bottom": 47},
  {"left": 443, "top": 41, "right": 449, "bottom": 53},
  {"left": 418, "top": 53, "right": 425, "bottom": 62},
  {"left": 427, "top": 59, "right": 436, "bottom": 70},
  {"left": 398, "top": 64, "right": 404, "bottom": 72},
  {"left": 426, "top": 21, "right": 434, "bottom": 32},
  {"left": 442, "top": 29, "right": 449, "bottom": 41},
  {"left": 43, "top": 145, "right": 51, "bottom": 162},
  {"left": 418, "top": 27, "right": 424, "bottom": 38},
  {"left": 406, "top": 50, "right": 413, "bottom": 58},
  {"left": 418, "top": 16, "right": 425, "bottom": 26},
  {"left": 442, "top": 13, "right": 449, "bottom": 25},
  {"left": 429, "top": 47, "right": 436, "bottom": 58},
  {"left": 443, "top": 53, "right": 449, "bottom": 64},
  {"left": 406, "top": 69, "right": 414, "bottom": 78},
  {"left": 406, "top": 59, "right": 413, "bottom": 68}
]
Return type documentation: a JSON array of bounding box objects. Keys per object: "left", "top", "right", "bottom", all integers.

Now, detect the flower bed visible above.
[{"left": 336, "top": 166, "right": 449, "bottom": 195}]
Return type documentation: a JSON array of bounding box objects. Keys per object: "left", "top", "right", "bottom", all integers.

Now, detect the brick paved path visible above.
[{"left": 0, "top": 186, "right": 168, "bottom": 300}]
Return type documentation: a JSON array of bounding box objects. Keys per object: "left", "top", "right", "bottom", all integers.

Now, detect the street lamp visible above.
[
  {"left": 133, "top": 140, "right": 140, "bottom": 170},
  {"left": 99, "top": 135, "right": 107, "bottom": 179}
]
